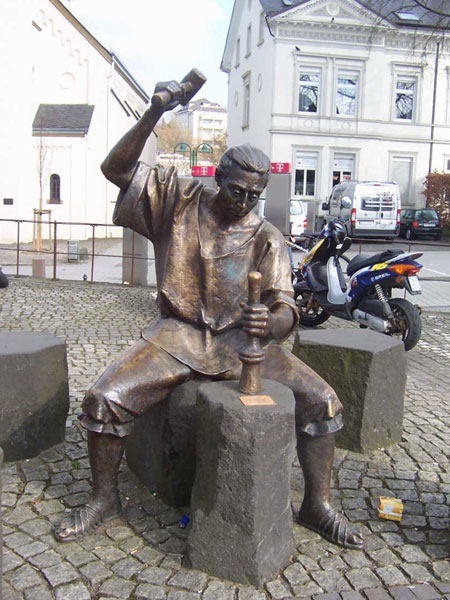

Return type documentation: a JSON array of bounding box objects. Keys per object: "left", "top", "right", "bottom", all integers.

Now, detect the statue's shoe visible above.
[
  {"left": 54, "top": 504, "right": 121, "bottom": 542},
  {"left": 297, "top": 508, "right": 365, "bottom": 550}
]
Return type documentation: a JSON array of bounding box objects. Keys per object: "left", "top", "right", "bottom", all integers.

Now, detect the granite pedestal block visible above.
[
  {"left": 126, "top": 379, "right": 209, "bottom": 507},
  {"left": 0, "top": 332, "right": 69, "bottom": 461},
  {"left": 292, "top": 329, "right": 406, "bottom": 453},
  {"left": 187, "top": 379, "right": 295, "bottom": 586}
]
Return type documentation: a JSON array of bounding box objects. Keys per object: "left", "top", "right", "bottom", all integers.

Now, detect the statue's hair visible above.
[{"left": 215, "top": 145, "right": 271, "bottom": 184}]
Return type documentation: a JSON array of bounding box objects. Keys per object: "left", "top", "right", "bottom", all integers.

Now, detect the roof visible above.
[
  {"left": 32, "top": 104, "right": 95, "bottom": 135},
  {"left": 260, "top": 0, "right": 450, "bottom": 29}
]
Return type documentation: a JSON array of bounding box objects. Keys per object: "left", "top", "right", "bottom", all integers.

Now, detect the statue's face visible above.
[{"left": 216, "top": 165, "right": 267, "bottom": 222}]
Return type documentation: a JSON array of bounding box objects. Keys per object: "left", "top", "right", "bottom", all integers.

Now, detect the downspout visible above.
[
  {"left": 105, "top": 55, "right": 115, "bottom": 237},
  {"left": 428, "top": 40, "right": 440, "bottom": 177}
]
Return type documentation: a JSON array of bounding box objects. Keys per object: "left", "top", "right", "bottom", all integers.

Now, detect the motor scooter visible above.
[{"left": 291, "top": 220, "right": 423, "bottom": 351}]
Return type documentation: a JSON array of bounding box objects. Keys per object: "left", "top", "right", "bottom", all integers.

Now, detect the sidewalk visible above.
[{"left": 1, "top": 277, "right": 449, "bottom": 600}]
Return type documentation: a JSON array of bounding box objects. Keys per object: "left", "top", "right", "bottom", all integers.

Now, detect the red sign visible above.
[
  {"left": 270, "top": 162, "right": 290, "bottom": 174},
  {"left": 192, "top": 166, "right": 216, "bottom": 177}
]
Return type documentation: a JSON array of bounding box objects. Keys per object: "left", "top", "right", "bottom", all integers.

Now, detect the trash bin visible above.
[{"left": 67, "top": 240, "right": 80, "bottom": 262}]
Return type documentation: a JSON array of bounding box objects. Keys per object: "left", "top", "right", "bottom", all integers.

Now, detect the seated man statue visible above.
[{"left": 55, "top": 78, "right": 364, "bottom": 550}]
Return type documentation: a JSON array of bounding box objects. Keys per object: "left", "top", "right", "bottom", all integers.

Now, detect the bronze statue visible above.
[{"left": 55, "top": 73, "right": 364, "bottom": 550}]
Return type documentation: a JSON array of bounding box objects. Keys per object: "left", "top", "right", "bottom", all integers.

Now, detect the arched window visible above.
[{"left": 49, "top": 174, "right": 61, "bottom": 203}]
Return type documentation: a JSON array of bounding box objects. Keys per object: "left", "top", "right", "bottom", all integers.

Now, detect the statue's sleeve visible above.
[{"left": 112, "top": 163, "right": 179, "bottom": 241}]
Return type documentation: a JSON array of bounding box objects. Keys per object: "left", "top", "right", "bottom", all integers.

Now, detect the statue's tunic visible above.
[{"left": 113, "top": 163, "right": 297, "bottom": 375}]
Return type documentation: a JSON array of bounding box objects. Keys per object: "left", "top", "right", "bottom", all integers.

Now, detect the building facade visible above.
[
  {"left": 0, "top": 0, "right": 155, "bottom": 244},
  {"left": 221, "top": 0, "right": 450, "bottom": 224},
  {"left": 174, "top": 98, "right": 228, "bottom": 143}
]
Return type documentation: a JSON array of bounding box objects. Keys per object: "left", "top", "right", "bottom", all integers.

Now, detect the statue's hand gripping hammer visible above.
[{"left": 239, "top": 271, "right": 266, "bottom": 395}]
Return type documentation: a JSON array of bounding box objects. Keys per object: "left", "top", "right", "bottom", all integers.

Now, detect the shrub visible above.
[{"left": 422, "top": 172, "right": 450, "bottom": 227}]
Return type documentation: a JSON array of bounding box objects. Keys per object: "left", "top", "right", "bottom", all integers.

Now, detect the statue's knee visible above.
[{"left": 83, "top": 387, "right": 121, "bottom": 422}]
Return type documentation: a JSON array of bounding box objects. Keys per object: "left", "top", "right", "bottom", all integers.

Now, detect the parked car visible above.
[
  {"left": 289, "top": 200, "right": 307, "bottom": 235},
  {"left": 399, "top": 208, "right": 442, "bottom": 240},
  {"left": 322, "top": 181, "right": 401, "bottom": 239}
]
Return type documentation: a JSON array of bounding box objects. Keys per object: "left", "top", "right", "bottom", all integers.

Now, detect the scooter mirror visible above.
[{"left": 341, "top": 196, "right": 352, "bottom": 209}]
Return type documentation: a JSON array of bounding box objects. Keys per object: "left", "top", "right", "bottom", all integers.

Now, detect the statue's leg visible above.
[
  {"left": 54, "top": 339, "right": 191, "bottom": 542},
  {"left": 262, "top": 345, "right": 364, "bottom": 550}
]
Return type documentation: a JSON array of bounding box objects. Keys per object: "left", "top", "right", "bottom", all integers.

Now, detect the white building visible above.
[
  {"left": 174, "top": 98, "right": 228, "bottom": 143},
  {"left": 0, "top": 0, "right": 155, "bottom": 244},
  {"left": 221, "top": 0, "right": 450, "bottom": 217}
]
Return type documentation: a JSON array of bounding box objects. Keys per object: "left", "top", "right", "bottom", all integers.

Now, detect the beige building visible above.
[{"left": 0, "top": 0, "right": 155, "bottom": 243}]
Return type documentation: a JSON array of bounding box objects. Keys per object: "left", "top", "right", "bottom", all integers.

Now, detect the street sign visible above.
[
  {"left": 271, "top": 162, "right": 290, "bottom": 174},
  {"left": 192, "top": 166, "right": 216, "bottom": 177}
]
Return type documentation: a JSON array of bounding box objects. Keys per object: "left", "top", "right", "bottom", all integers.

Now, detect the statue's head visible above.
[
  {"left": 215, "top": 145, "right": 271, "bottom": 223},
  {"left": 215, "top": 145, "right": 271, "bottom": 188}
]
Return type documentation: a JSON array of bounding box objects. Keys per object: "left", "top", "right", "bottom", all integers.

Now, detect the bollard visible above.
[{"left": 32, "top": 258, "right": 46, "bottom": 278}]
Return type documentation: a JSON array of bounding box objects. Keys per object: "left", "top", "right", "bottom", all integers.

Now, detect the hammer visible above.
[{"left": 151, "top": 68, "right": 207, "bottom": 108}]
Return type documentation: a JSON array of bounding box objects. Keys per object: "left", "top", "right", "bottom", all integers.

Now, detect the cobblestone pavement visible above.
[{"left": 1, "top": 277, "right": 449, "bottom": 600}]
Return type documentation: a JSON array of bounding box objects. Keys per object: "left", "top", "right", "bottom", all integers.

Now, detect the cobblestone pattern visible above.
[{"left": 1, "top": 278, "right": 449, "bottom": 600}]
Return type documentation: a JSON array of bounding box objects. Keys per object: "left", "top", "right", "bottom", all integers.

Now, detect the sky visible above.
[{"left": 63, "top": 0, "right": 234, "bottom": 107}]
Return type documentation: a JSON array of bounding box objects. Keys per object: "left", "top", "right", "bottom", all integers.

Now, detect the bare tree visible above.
[{"left": 34, "top": 125, "right": 51, "bottom": 251}]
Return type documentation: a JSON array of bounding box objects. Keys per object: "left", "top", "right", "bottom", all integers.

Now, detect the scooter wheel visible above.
[
  {"left": 387, "top": 297, "right": 421, "bottom": 351},
  {"left": 295, "top": 289, "right": 330, "bottom": 326}
]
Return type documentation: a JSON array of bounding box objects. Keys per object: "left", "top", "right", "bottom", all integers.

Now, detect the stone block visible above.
[
  {"left": 292, "top": 329, "right": 406, "bottom": 453},
  {"left": 0, "top": 332, "right": 69, "bottom": 461},
  {"left": 187, "top": 379, "right": 295, "bottom": 586},
  {"left": 126, "top": 379, "right": 207, "bottom": 507}
]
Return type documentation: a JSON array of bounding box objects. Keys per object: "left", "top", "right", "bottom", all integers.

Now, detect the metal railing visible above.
[{"left": 0, "top": 218, "right": 153, "bottom": 286}]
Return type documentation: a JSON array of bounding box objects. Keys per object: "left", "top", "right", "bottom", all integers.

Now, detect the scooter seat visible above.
[{"left": 347, "top": 249, "right": 404, "bottom": 277}]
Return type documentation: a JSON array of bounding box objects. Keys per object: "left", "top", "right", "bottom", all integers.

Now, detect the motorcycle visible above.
[{"left": 289, "top": 220, "right": 423, "bottom": 351}]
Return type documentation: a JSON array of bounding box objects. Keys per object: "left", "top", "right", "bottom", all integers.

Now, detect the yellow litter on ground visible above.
[{"left": 378, "top": 496, "right": 404, "bottom": 521}]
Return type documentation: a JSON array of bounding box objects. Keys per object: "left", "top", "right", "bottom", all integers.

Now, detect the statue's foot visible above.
[
  {"left": 297, "top": 507, "right": 364, "bottom": 550},
  {"left": 54, "top": 502, "right": 121, "bottom": 543}
]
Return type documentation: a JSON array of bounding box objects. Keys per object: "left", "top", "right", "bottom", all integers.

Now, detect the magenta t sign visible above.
[
  {"left": 192, "top": 166, "right": 216, "bottom": 177},
  {"left": 270, "top": 162, "right": 290, "bottom": 174}
]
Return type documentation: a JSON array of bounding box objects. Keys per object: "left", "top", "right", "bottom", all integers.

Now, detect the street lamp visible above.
[
  {"left": 173, "top": 141, "right": 214, "bottom": 168},
  {"left": 193, "top": 142, "right": 213, "bottom": 167},
  {"left": 173, "top": 142, "right": 193, "bottom": 168}
]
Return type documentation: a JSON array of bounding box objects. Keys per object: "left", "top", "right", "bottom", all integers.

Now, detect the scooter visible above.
[{"left": 291, "top": 220, "right": 423, "bottom": 351}]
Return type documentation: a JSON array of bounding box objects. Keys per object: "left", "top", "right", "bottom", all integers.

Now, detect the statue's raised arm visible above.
[{"left": 101, "top": 69, "right": 206, "bottom": 190}]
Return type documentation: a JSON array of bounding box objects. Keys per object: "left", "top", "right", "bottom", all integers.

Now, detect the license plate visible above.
[
  {"left": 423, "top": 223, "right": 434, "bottom": 227},
  {"left": 408, "top": 275, "right": 421, "bottom": 293}
]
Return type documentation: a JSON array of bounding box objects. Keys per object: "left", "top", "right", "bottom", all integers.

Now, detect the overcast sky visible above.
[{"left": 62, "top": 0, "right": 234, "bottom": 107}]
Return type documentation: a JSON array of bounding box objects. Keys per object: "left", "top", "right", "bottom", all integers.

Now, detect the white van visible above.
[{"left": 322, "top": 181, "right": 401, "bottom": 239}]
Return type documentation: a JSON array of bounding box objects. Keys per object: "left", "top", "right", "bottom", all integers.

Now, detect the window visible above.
[
  {"left": 3, "top": 198, "right": 13, "bottom": 205},
  {"left": 235, "top": 37, "right": 240, "bottom": 67},
  {"left": 246, "top": 24, "right": 252, "bottom": 57},
  {"left": 294, "top": 151, "right": 318, "bottom": 197},
  {"left": 258, "top": 11, "right": 265, "bottom": 45},
  {"left": 242, "top": 73, "right": 251, "bottom": 128},
  {"left": 298, "top": 70, "right": 320, "bottom": 113},
  {"left": 395, "top": 76, "right": 416, "bottom": 120},
  {"left": 49, "top": 174, "right": 61, "bottom": 204},
  {"left": 332, "top": 153, "right": 354, "bottom": 186},
  {"left": 336, "top": 72, "right": 358, "bottom": 116}
]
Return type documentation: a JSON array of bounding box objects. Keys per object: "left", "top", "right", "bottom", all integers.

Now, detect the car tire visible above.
[
  {"left": 434, "top": 233, "right": 442, "bottom": 241},
  {"left": 405, "top": 228, "right": 414, "bottom": 241}
]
